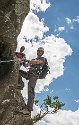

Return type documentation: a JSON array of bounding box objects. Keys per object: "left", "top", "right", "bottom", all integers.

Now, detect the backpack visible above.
[{"left": 39, "top": 58, "right": 50, "bottom": 79}]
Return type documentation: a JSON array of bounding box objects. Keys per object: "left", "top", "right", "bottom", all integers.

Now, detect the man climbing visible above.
[
  {"left": 18, "top": 47, "right": 45, "bottom": 115},
  {"left": 15, "top": 46, "right": 26, "bottom": 67},
  {"left": 15, "top": 46, "right": 28, "bottom": 89}
]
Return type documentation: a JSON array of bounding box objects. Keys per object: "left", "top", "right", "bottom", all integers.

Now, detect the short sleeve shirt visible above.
[
  {"left": 15, "top": 52, "right": 25, "bottom": 59},
  {"left": 15, "top": 52, "right": 26, "bottom": 66},
  {"left": 30, "top": 57, "right": 45, "bottom": 70}
]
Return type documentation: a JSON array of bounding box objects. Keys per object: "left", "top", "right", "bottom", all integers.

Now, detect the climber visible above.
[
  {"left": 15, "top": 46, "right": 26, "bottom": 67},
  {"left": 18, "top": 47, "right": 45, "bottom": 115}
]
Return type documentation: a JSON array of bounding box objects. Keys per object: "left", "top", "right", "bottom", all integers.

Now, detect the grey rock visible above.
[{"left": 0, "top": 0, "right": 32, "bottom": 124}]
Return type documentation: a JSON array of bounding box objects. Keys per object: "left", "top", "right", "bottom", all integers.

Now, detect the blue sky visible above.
[
  {"left": 17, "top": 0, "right": 79, "bottom": 124},
  {"left": 34, "top": 0, "right": 79, "bottom": 112}
]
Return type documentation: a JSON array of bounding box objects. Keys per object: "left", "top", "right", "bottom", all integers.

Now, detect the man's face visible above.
[
  {"left": 20, "top": 47, "right": 25, "bottom": 52},
  {"left": 37, "top": 49, "right": 44, "bottom": 56}
]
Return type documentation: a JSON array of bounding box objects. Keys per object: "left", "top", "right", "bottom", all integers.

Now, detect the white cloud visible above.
[
  {"left": 65, "top": 17, "right": 72, "bottom": 24},
  {"left": 43, "top": 88, "right": 49, "bottom": 92},
  {"left": 17, "top": 0, "right": 72, "bottom": 99},
  {"left": 31, "top": 104, "right": 41, "bottom": 117},
  {"left": 54, "top": 25, "right": 57, "bottom": 32},
  {"left": 55, "top": 33, "right": 60, "bottom": 37},
  {"left": 65, "top": 88, "right": 70, "bottom": 91},
  {"left": 65, "top": 17, "right": 74, "bottom": 30},
  {"left": 74, "top": 100, "right": 79, "bottom": 103},
  {"left": 16, "top": 1, "right": 79, "bottom": 124},
  {"left": 18, "top": 12, "right": 49, "bottom": 41},
  {"left": 20, "top": 34, "right": 72, "bottom": 96},
  {"left": 50, "top": 90, "right": 54, "bottom": 93},
  {"left": 16, "top": 1, "right": 78, "bottom": 124},
  {"left": 58, "top": 27, "right": 65, "bottom": 32},
  {"left": 32, "top": 106, "right": 79, "bottom": 125},
  {"left": 70, "top": 25, "right": 74, "bottom": 29},
  {"left": 30, "top": 0, "right": 51, "bottom": 12},
  {"left": 65, "top": 88, "right": 71, "bottom": 93},
  {"left": 73, "top": 16, "right": 79, "bottom": 23}
]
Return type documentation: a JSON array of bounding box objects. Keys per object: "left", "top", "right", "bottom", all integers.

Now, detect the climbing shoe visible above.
[{"left": 18, "top": 108, "right": 31, "bottom": 115}]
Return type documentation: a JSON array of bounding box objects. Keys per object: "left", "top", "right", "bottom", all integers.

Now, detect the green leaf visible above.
[
  {"left": 34, "top": 100, "right": 39, "bottom": 105},
  {"left": 53, "top": 96, "right": 59, "bottom": 100}
]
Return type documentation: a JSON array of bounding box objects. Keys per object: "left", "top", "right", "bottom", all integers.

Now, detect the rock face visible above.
[{"left": 0, "top": 0, "right": 32, "bottom": 125}]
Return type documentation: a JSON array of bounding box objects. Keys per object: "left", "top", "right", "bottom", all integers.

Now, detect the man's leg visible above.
[
  {"left": 19, "top": 70, "right": 29, "bottom": 79},
  {"left": 19, "top": 73, "right": 38, "bottom": 114},
  {"left": 26, "top": 74, "right": 38, "bottom": 111},
  {"left": 17, "top": 70, "right": 29, "bottom": 89}
]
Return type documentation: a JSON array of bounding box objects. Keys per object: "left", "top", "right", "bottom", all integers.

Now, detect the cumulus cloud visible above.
[
  {"left": 31, "top": 105, "right": 79, "bottom": 125},
  {"left": 30, "top": 0, "right": 51, "bottom": 12},
  {"left": 70, "top": 25, "right": 74, "bottom": 29},
  {"left": 16, "top": 1, "right": 79, "bottom": 124},
  {"left": 43, "top": 88, "right": 49, "bottom": 92},
  {"left": 58, "top": 26, "right": 65, "bottom": 31},
  {"left": 65, "top": 17, "right": 74, "bottom": 30},
  {"left": 18, "top": 12, "right": 49, "bottom": 40},
  {"left": 54, "top": 26, "right": 65, "bottom": 35},
  {"left": 65, "top": 17, "right": 72, "bottom": 24},
  {"left": 16, "top": 0, "right": 73, "bottom": 98},
  {"left": 50, "top": 90, "right": 54, "bottom": 93},
  {"left": 33, "top": 109, "right": 79, "bottom": 125},
  {"left": 74, "top": 100, "right": 79, "bottom": 103},
  {"left": 65, "top": 88, "right": 70, "bottom": 91},
  {"left": 66, "top": 16, "right": 79, "bottom": 24},
  {"left": 65, "top": 16, "right": 79, "bottom": 26},
  {"left": 73, "top": 16, "right": 79, "bottom": 23},
  {"left": 20, "top": 34, "right": 72, "bottom": 96}
]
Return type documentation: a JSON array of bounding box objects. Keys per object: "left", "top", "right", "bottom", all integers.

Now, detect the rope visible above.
[
  {"left": 0, "top": 58, "right": 29, "bottom": 63},
  {"left": 0, "top": 59, "right": 18, "bottom": 63}
]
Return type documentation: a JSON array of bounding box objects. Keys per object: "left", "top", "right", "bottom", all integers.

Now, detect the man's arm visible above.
[
  {"left": 24, "top": 59, "right": 43, "bottom": 67},
  {"left": 29, "top": 59, "right": 43, "bottom": 65},
  {"left": 15, "top": 52, "right": 18, "bottom": 55}
]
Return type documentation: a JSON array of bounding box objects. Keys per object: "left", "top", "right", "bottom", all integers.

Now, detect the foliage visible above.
[
  {"left": 33, "top": 95, "right": 65, "bottom": 123},
  {"left": 34, "top": 100, "right": 39, "bottom": 105}
]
